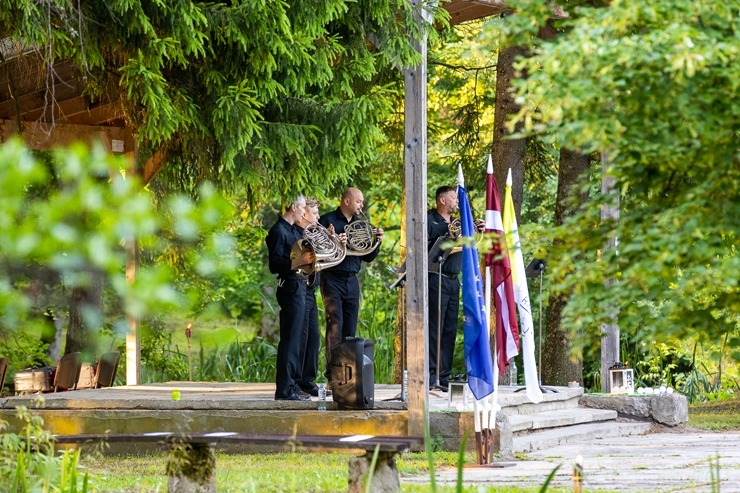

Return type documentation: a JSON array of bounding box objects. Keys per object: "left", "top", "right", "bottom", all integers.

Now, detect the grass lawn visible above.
[
  {"left": 82, "top": 450, "right": 543, "bottom": 493},
  {"left": 75, "top": 398, "right": 740, "bottom": 492},
  {"left": 688, "top": 398, "right": 740, "bottom": 431}
]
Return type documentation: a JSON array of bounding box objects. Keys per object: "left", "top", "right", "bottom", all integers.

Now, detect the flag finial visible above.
[
  {"left": 487, "top": 155, "right": 493, "bottom": 174},
  {"left": 458, "top": 163, "right": 465, "bottom": 187},
  {"left": 506, "top": 168, "right": 512, "bottom": 186}
]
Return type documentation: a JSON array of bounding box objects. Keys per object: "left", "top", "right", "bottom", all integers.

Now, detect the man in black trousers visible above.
[
  {"left": 293, "top": 197, "right": 327, "bottom": 397},
  {"left": 265, "top": 194, "right": 312, "bottom": 401},
  {"left": 428, "top": 185, "right": 485, "bottom": 391},
  {"left": 319, "top": 187, "right": 383, "bottom": 387}
]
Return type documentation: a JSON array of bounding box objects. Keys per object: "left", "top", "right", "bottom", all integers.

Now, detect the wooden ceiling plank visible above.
[
  {"left": 0, "top": 78, "right": 82, "bottom": 118},
  {"left": 1, "top": 118, "right": 129, "bottom": 153},
  {"left": 0, "top": 61, "right": 77, "bottom": 101},
  {"left": 63, "top": 101, "right": 124, "bottom": 126}
]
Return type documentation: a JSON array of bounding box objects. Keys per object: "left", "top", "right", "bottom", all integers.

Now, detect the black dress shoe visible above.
[
  {"left": 430, "top": 383, "right": 448, "bottom": 392},
  {"left": 276, "top": 392, "right": 311, "bottom": 401}
]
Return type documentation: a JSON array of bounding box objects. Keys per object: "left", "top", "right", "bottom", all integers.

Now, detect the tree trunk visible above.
[
  {"left": 600, "top": 151, "right": 620, "bottom": 392},
  {"left": 541, "top": 147, "right": 591, "bottom": 386},
  {"left": 490, "top": 42, "right": 528, "bottom": 383},
  {"left": 64, "top": 271, "right": 104, "bottom": 356},
  {"left": 491, "top": 44, "right": 527, "bottom": 217}
]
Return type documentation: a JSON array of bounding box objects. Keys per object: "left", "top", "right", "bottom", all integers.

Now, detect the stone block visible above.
[{"left": 579, "top": 393, "right": 688, "bottom": 426}]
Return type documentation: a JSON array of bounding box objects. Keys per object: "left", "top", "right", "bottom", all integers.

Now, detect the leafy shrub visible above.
[{"left": 0, "top": 401, "right": 90, "bottom": 492}]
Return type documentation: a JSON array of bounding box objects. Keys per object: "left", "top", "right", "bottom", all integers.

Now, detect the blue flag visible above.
[{"left": 458, "top": 178, "right": 494, "bottom": 401}]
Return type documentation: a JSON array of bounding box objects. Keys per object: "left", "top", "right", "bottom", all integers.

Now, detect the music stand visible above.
[
  {"left": 385, "top": 262, "right": 407, "bottom": 402},
  {"left": 524, "top": 258, "right": 556, "bottom": 393}
]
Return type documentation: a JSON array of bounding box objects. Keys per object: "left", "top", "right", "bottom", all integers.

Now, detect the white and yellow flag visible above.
[{"left": 503, "top": 168, "right": 543, "bottom": 404}]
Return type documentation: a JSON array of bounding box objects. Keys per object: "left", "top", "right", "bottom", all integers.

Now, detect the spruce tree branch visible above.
[{"left": 429, "top": 61, "right": 496, "bottom": 72}]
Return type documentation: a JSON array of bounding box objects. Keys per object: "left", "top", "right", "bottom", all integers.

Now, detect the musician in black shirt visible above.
[
  {"left": 428, "top": 185, "right": 485, "bottom": 391},
  {"left": 265, "top": 194, "right": 312, "bottom": 401},
  {"left": 319, "top": 187, "right": 383, "bottom": 385},
  {"left": 293, "top": 198, "right": 324, "bottom": 397}
]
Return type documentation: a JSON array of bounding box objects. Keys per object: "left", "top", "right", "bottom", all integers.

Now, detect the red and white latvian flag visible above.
[{"left": 485, "top": 155, "right": 520, "bottom": 374}]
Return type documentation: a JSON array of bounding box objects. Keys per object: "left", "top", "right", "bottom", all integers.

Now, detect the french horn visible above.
[
  {"left": 448, "top": 218, "right": 462, "bottom": 239},
  {"left": 291, "top": 222, "right": 346, "bottom": 276},
  {"left": 345, "top": 220, "right": 381, "bottom": 256}
]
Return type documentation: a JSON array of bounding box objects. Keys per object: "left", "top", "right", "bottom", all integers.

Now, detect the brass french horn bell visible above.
[
  {"left": 448, "top": 218, "right": 462, "bottom": 239},
  {"left": 345, "top": 219, "right": 381, "bottom": 256},
  {"left": 291, "top": 222, "right": 346, "bottom": 276}
]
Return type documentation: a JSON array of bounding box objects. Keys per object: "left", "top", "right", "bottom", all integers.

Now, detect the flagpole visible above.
[{"left": 474, "top": 399, "right": 483, "bottom": 464}]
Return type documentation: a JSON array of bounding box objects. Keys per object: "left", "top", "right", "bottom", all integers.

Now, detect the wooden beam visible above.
[
  {"left": 64, "top": 101, "right": 125, "bottom": 125},
  {"left": 15, "top": 92, "right": 87, "bottom": 122},
  {"left": 141, "top": 147, "right": 168, "bottom": 185},
  {"left": 404, "top": 0, "right": 431, "bottom": 437},
  {"left": 125, "top": 233, "right": 141, "bottom": 386},
  {"left": 0, "top": 119, "right": 132, "bottom": 153}
]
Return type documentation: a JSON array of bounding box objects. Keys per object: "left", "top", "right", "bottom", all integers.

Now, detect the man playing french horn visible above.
[
  {"left": 293, "top": 198, "right": 327, "bottom": 398},
  {"left": 428, "top": 186, "right": 484, "bottom": 392},
  {"left": 265, "top": 194, "right": 312, "bottom": 401},
  {"left": 318, "top": 187, "right": 384, "bottom": 389}
]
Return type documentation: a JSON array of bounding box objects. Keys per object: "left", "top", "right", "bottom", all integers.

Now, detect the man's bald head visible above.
[{"left": 340, "top": 187, "right": 364, "bottom": 219}]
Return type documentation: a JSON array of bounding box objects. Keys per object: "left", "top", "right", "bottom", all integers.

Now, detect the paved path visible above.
[{"left": 405, "top": 428, "right": 740, "bottom": 492}]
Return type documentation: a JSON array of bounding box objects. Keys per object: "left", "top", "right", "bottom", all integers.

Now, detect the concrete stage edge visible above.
[{"left": 0, "top": 382, "right": 581, "bottom": 453}]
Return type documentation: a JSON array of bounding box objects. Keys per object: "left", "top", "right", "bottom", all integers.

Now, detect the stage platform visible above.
[{"left": 0, "top": 382, "right": 580, "bottom": 453}]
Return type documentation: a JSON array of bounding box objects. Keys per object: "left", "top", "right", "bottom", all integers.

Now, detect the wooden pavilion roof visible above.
[
  {"left": 443, "top": 0, "right": 508, "bottom": 25},
  {"left": 0, "top": 0, "right": 507, "bottom": 173}
]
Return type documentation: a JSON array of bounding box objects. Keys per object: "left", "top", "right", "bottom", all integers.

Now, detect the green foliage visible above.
[
  {"left": 0, "top": 403, "right": 90, "bottom": 492},
  {"left": 1, "top": 0, "right": 428, "bottom": 202},
  {"left": 0, "top": 330, "right": 51, "bottom": 383},
  {"left": 196, "top": 338, "right": 277, "bottom": 384},
  {"left": 505, "top": 0, "right": 739, "bottom": 354},
  {"left": 136, "top": 318, "right": 190, "bottom": 383},
  {"left": 428, "top": 19, "right": 498, "bottom": 189},
  {"left": 0, "top": 139, "right": 234, "bottom": 358}
]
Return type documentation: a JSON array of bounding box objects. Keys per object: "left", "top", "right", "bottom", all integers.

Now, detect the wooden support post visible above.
[
  {"left": 348, "top": 451, "right": 402, "bottom": 493},
  {"left": 166, "top": 443, "right": 216, "bottom": 493},
  {"left": 403, "top": 0, "right": 431, "bottom": 438},
  {"left": 124, "top": 137, "right": 141, "bottom": 386},
  {"left": 124, "top": 237, "right": 140, "bottom": 386}
]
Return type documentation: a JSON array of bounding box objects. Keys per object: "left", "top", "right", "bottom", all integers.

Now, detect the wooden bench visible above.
[{"left": 53, "top": 432, "right": 424, "bottom": 493}]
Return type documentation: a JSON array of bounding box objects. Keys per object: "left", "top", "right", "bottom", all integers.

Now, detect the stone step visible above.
[
  {"left": 508, "top": 407, "right": 618, "bottom": 433},
  {"left": 512, "top": 420, "right": 653, "bottom": 454},
  {"left": 497, "top": 386, "right": 583, "bottom": 416}
]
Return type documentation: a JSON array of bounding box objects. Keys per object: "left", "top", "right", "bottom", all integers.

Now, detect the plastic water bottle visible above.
[
  {"left": 401, "top": 370, "right": 409, "bottom": 402},
  {"left": 508, "top": 361, "right": 518, "bottom": 386},
  {"left": 318, "top": 383, "right": 327, "bottom": 411}
]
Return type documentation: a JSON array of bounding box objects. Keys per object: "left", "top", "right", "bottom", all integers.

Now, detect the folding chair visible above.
[
  {"left": 95, "top": 351, "right": 120, "bottom": 388},
  {"left": 54, "top": 352, "right": 82, "bottom": 392}
]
